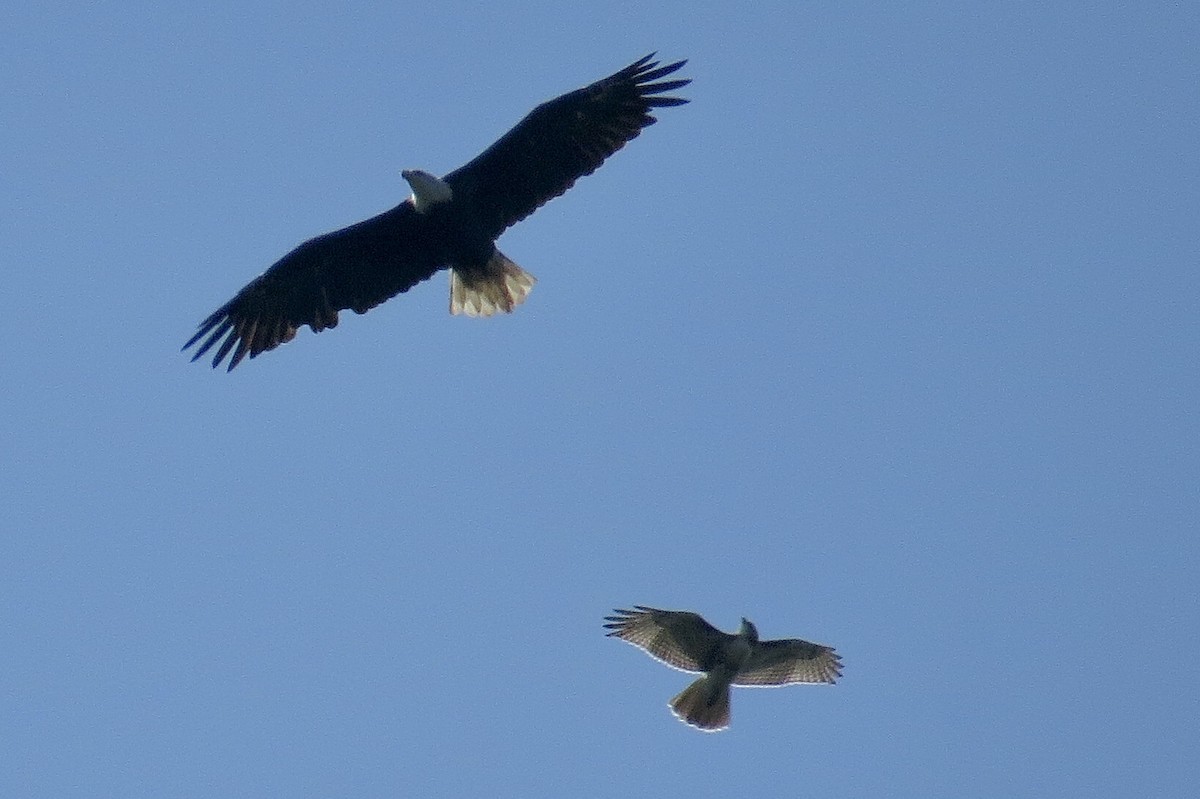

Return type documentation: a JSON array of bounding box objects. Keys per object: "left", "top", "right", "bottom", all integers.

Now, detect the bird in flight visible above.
[
  {"left": 604, "top": 606, "right": 842, "bottom": 731},
  {"left": 184, "top": 54, "right": 690, "bottom": 370}
]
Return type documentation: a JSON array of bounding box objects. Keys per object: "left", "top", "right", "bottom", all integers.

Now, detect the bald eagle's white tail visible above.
[
  {"left": 669, "top": 675, "right": 732, "bottom": 732},
  {"left": 450, "top": 250, "right": 536, "bottom": 317}
]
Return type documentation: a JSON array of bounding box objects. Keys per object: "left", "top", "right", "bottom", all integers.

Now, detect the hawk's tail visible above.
[
  {"left": 449, "top": 250, "right": 536, "bottom": 317},
  {"left": 669, "top": 675, "right": 731, "bottom": 732}
]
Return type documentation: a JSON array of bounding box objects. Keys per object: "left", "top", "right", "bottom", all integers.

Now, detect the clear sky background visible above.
[{"left": 3, "top": 3, "right": 1197, "bottom": 797}]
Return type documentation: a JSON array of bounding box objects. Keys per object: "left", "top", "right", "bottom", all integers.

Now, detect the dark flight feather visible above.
[{"left": 445, "top": 54, "right": 690, "bottom": 239}]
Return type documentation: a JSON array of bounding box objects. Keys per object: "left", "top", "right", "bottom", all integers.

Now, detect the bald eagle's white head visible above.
[{"left": 401, "top": 169, "right": 453, "bottom": 213}]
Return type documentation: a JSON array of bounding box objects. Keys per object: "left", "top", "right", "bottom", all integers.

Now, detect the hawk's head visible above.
[{"left": 738, "top": 618, "right": 759, "bottom": 644}]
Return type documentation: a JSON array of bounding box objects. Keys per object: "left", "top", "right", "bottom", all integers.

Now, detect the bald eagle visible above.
[{"left": 183, "top": 54, "right": 689, "bottom": 371}]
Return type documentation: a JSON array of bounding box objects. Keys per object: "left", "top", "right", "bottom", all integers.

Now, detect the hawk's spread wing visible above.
[
  {"left": 734, "top": 638, "right": 842, "bottom": 687},
  {"left": 603, "top": 606, "right": 731, "bottom": 674}
]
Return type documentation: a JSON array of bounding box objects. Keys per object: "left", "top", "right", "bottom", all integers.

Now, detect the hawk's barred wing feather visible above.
[
  {"left": 603, "top": 606, "right": 731, "bottom": 674},
  {"left": 733, "top": 638, "right": 843, "bottom": 686}
]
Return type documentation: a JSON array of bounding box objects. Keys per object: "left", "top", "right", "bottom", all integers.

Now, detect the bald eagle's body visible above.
[{"left": 184, "top": 54, "right": 689, "bottom": 370}]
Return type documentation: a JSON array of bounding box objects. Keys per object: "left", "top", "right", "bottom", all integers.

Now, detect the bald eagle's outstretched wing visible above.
[
  {"left": 183, "top": 204, "right": 440, "bottom": 371},
  {"left": 444, "top": 54, "right": 689, "bottom": 240}
]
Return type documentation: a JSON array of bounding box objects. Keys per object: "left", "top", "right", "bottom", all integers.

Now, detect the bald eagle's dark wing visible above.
[
  {"left": 183, "top": 203, "right": 441, "bottom": 371},
  {"left": 443, "top": 54, "right": 689, "bottom": 241},
  {"left": 733, "top": 639, "right": 843, "bottom": 687},
  {"left": 603, "top": 606, "right": 731, "bottom": 674}
]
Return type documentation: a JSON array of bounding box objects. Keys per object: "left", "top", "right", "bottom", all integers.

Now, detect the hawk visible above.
[{"left": 604, "top": 606, "right": 842, "bottom": 731}]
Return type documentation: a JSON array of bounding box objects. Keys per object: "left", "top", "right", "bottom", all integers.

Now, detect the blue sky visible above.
[{"left": 3, "top": 2, "right": 1198, "bottom": 796}]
